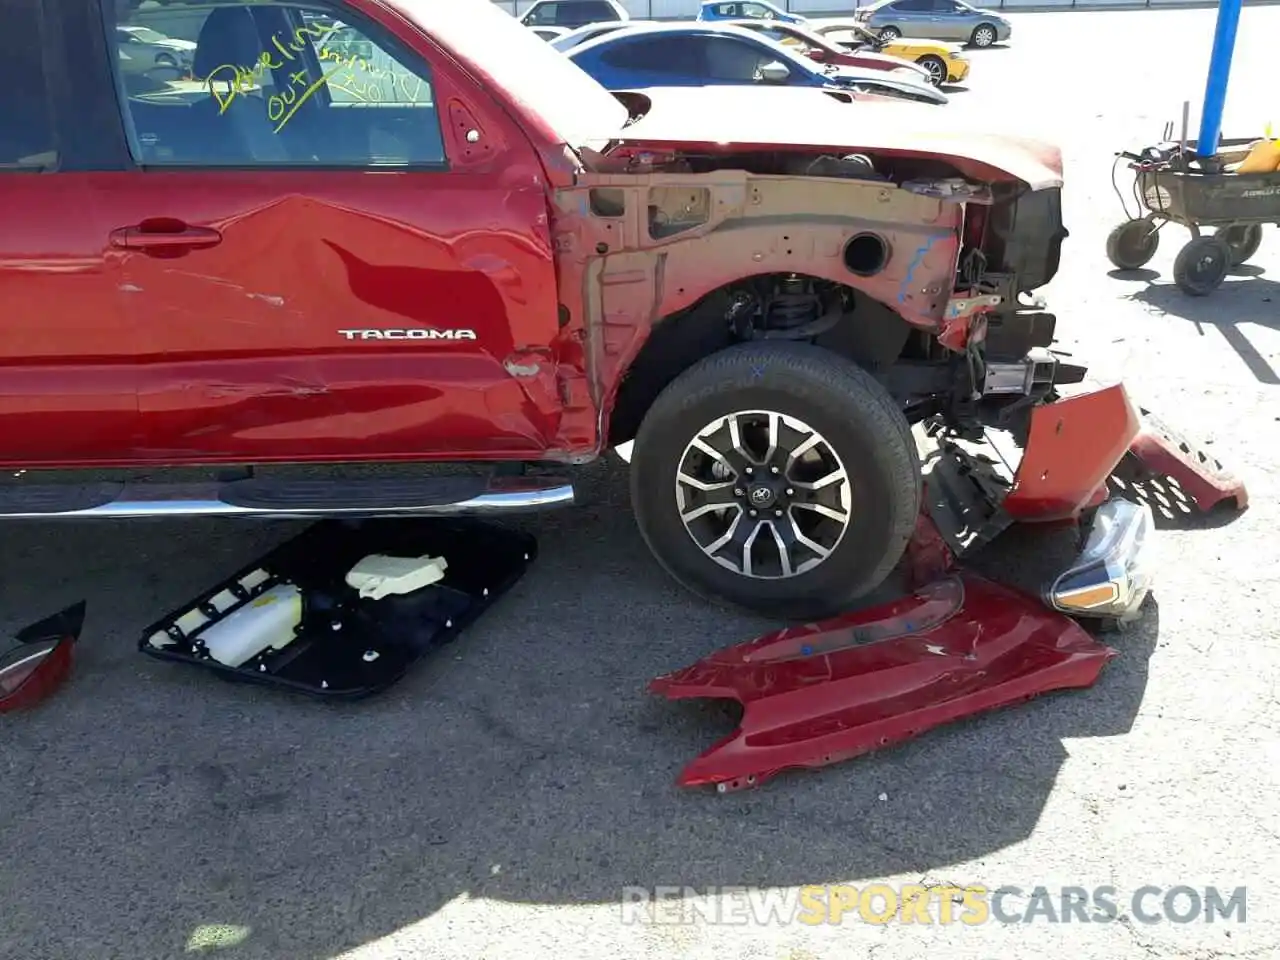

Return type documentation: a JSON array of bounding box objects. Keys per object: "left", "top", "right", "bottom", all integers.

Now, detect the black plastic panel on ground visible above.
[{"left": 138, "top": 519, "right": 537, "bottom": 699}]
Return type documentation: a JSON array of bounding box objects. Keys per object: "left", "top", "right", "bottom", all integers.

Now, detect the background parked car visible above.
[
  {"left": 810, "top": 20, "right": 969, "bottom": 84},
  {"left": 697, "top": 0, "right": 804, "bottom": 24},
  {"left": 520, "top": 0, "right": 629, "bottom": 30},
  {"left": 732, "top": 19, "right": 963, "bottom": 87},
  {"left": 551, "top": 21, "right": 662, "bottom": 52},
  {"left": 855, "top": 0, "right": 1010, "bottom": 47},
  {"left": 566, "top": 22, "right": 947, "bottom": 105},
  {"left": 115, "top": 24, "right": 194, "bottom": 72}
]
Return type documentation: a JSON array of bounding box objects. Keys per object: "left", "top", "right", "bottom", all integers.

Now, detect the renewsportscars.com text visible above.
[{"left": 619, "top": 884, "right": 1247, "bottom": 927}]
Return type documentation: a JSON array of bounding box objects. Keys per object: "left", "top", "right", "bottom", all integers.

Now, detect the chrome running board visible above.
[{"left": 0, "top": 474, "right": 575, "bottom": 519}]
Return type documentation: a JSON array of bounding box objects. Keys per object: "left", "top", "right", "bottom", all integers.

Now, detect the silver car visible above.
[{"left": 855, "top": 0, "right": 1011, "bottom": 48}]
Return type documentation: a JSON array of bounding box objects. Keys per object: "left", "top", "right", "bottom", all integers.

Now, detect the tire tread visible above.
[{"left": 630, "top": 342, "right": 921, "bottom": 620}]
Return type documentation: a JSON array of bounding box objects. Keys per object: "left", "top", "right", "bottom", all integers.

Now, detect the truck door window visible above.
[
  {"left": 102, "top": 0, "right": 445, "bottom": 168},
  {"left": 0, "top": 2, "right": 57, "bottom": 171}
]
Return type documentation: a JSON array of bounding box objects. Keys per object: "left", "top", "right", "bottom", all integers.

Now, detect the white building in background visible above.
[{"left": 489, "top": 0, "right": 861, "bottom": 18}]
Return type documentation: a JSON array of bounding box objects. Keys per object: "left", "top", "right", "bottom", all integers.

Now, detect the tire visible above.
[
  {"left": 1105, "top": 219, "right": 1159, "bottom": 270},
  {"left": 970, "top": 23, "right": 997, "bottom": 47},
  {"left": 1216, "top": 224, "right": 1263, "bottom": 267},
  {"left": 1172, "top": 236, "right": 1230, "bottom": 296},
  {"left": 878, "top": 26, "right": 901, "bottom": 41},
  {"left": 629, "top": 342, "right": 921, "bottom": 622},
  {"left": 918, "top": 55, "right": 948, "bottom": 86}
]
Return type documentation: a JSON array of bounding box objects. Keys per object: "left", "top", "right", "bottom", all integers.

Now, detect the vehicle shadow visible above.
[
  {"left": 0, "top": 461, "right": 1157, "bottom": 960},
  {"left": 1121, "top": 274, "right": 1280, "bottom": 385}
]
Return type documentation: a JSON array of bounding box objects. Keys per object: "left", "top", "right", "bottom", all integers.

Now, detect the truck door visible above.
[
  {"left": 0, "top": 0, "right": 140, "bottom": 467},
  {"left": 91, "top": 0, "right": 563, "bottom": 465}
]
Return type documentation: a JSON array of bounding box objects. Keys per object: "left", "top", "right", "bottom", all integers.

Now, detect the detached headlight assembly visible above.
[{"left": 1045, "top": 499, "right": 1155, "bottom": 622}]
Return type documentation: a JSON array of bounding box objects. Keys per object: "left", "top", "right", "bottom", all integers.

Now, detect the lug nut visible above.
[
  {"left": 749, "top": 509, "right": 758, "bottom": 517},
  {"left": 786, "top": 488, "right": 794, "bottom": 496},
  {"left": 734, "top": 488, "right": 744, "bottom": 496},
  {"left": 771, "top": 466, "right": 780, "bottom": 474},
  {"left": 775, "top": 509, "right": 783, "bottom": 517}
]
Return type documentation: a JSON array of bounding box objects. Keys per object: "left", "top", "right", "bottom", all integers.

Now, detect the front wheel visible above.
[
  {"left": 629, "top": 342, "right": 922, "bottom": 622},
  {"left": 970, "top": 23, "right": 997, "bottom": 47},
  {"left": 878, "top": 26, "right": 901, "bottom": 41},
  {"left": 1172, "top": 236, "right": 1230, "bottom": 296},
  {"left": 917, "top": 55, "right": 948, "bottom": 86}
]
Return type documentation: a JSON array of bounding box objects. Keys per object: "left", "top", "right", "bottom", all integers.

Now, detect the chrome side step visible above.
[{"left": 0, "top": 474, "right": 576, "bottom": 519}]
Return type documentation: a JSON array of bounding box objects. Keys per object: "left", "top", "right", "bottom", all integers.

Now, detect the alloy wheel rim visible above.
[
  {"left": 976, "top": 27, "right": 994, "bottom": 44},
  {"left": 674, "top": 411, "right": 853, "bottom": 580}
]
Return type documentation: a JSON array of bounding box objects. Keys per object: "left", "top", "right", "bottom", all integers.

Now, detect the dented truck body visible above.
[
  {"left": 4, "top": 0, "right": 1066, "bottom": 469},
  {"left": 1, "top": 0, "right": 1246, "bottom": 636}
]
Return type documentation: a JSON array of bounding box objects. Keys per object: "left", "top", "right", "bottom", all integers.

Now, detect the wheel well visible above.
[{"left": 606, "top": 274, "right": 915, "bottom": 446}]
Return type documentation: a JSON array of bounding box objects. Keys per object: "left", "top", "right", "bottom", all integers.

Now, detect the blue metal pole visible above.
[{"left": 1196, "top": 0, "right": 1244, "bottom": 158}]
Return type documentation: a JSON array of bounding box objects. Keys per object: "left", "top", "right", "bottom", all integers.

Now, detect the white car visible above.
[
  {"left": 550, "top": 20, "right": 661, "bottom": 53},
  {"left": 520, "top": 0, "right": 629, "bottom": 30},
  {"left": 116, "top": 25, "right": 195, "bottom": 71}
]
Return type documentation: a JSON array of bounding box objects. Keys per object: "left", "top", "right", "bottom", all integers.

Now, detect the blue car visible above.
[
  {"left": 697, "top": 0, "right": 806, "bottom": 25},
  {"left": 566, "top": 22, "right": 946, "bottom": 104}
]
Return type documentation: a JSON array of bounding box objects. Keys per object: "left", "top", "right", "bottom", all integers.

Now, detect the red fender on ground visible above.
[{"left": 650, "top": 574, "right": 1115, "bottom": 793}]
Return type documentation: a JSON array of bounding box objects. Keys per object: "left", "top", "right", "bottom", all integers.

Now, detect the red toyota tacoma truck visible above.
[{"left": 2, "top": 0, "right": 1210, "bottom": 622}]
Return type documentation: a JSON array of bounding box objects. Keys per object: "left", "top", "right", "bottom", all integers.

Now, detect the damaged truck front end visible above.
[
  {"left": 559, "top": 90, "right": 1243, "bottom": 569},
  {"left": 552, "top": 90, "right": 1248, "bottom": 790}
]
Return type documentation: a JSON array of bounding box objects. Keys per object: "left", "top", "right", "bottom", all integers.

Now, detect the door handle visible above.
[{"left": 109, "top": 221, "right": 222, "bottom": 252}]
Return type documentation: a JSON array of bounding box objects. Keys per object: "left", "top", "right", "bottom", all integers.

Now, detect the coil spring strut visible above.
[{"left": 767, "top": 276, "right": 820, "bottom": 330}]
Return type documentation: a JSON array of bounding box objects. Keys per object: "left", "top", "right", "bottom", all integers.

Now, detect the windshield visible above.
[{"left": 394, "top": 0, "right": 629, "bottom": 151}]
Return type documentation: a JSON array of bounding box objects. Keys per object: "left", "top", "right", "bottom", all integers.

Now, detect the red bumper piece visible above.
[
  {"left": 650, "top": 575, "right": 1115, "bottom": 792},
  {"left": 1004, "top": 384, "right": 1140, "bottom": 522},
  {"left": 1124, "top": 412, "right": 1249, "bottom": 513}
]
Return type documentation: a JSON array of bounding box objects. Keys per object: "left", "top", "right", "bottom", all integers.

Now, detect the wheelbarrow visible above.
[{"left": 1105, "top": 138, "right": 1279, "bottom": 296}]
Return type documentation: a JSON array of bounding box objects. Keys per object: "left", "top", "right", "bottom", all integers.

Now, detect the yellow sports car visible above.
[{"left": 812, "top": 20, "right": 970, "bottom": 85}]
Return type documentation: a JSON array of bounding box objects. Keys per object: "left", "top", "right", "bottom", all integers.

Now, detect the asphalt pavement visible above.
[{"left": 3, "top": 8, "right": 1280, "bottom": 960}]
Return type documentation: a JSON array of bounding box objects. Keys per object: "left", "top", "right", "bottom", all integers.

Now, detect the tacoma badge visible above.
[{"left": 339, "top": 328, "right": 478, "bottom": 341}]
